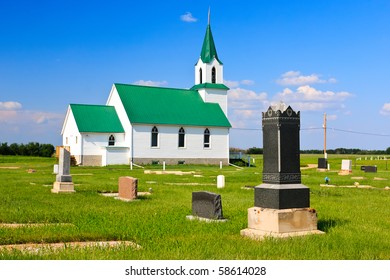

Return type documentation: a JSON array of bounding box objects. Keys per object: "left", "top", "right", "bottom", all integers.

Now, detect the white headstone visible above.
[
  {"left": 217, "top": 175, "right": 225, "bottom": 188},
  {"left": 53, "top": 164, "right": 59, "bottom": 174},
  {"left": 341, "top": 159, "right": 352, "bottom": 172}
]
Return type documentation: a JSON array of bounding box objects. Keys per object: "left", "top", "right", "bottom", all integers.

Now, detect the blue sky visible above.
[{"left": 1, "top": 0, "right": 390, "bottom": 150}]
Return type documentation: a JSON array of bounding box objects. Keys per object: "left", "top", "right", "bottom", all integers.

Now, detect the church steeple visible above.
[
  {"left": 200, "top": 18, "right": 222, "bottom": 64},
  {"left": 194, "top": 9, "right": 224, "bottom": 85},
  {"left": 192, "top": 10, "right": 228, "bottom": 117}
]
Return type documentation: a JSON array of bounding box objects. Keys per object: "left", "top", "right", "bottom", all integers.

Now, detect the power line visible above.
[
  {"left": 231, "top": 127, "right": 261, "bottom": 131},
  {"left": 328, "top": 127, "right": 390, "bottom": 137},
  {"left": 231, "top": 126, "right": 390, "bottom": 137}
]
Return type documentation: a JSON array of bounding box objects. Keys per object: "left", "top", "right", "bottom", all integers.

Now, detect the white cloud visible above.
[
  {"left": 224, "top": 79, "right": 255, "bottom": 88},
  {"left": 228, "top": 88, "right": 269, "bottom": 129},
  {"left": 180, "top": 12, "right": 197, "bottom": 23},
  {"left": 0, "top": 110, "right": 63, "bottom": 124},
  {"left": 133, "top": 80, "right": 168, "bottom": 87},
  {"left": 276, "top": 71, "right": 336, "bottom": 86},
  {"left": 224, "top": 80, "right": 239, "bottom": 88},
  {"left": 277, "top": 85, "right": 353, "bottom": 102},
  {"left": 380, "top": 103, "right": 390, "bottom": 116},
  {"left": 0, "top": 110, "right": 18, "bottom": 122},
  {"left": 273, "top": 85, "right": 353, "bottom": 112},
  {"left": 0, "top": 101, "right": 22, "bottom": 110},
  {"left": 228, "top": 88, "right": 267, "bottom": 109}
]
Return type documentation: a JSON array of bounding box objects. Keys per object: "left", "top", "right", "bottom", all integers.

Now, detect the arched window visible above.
[
  {"left": 178, "top": 127, "right": 185, "bottom": 148},
  {"left": 211, "top": 67, "right": 216, "bottom": 83},
  {"left": 108, "top": 135, "right": 115, "bottom": 146},
  {"left": 151, "top": 126, "right": 158, "bottom": 147},
  {"left": 199, "top": 68, "right": 203, "bottom": 84},
  {"left": 204, "top": 128, "right": 210, "bottom": 148}
]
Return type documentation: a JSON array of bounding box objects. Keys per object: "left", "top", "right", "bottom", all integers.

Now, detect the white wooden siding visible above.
[{"left": 132, "top": 124, "right": 229, "bottom": 159}]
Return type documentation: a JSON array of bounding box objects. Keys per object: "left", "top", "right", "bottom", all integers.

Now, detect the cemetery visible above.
[{"left": 0, "top": 149, "right": 389, "bottom": 259}]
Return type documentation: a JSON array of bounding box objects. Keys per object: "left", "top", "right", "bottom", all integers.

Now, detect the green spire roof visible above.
[{"left": 200, "top": 24, "right": 222, "bottom": 64}]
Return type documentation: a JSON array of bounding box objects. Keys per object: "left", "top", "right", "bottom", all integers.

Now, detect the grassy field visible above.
[{"left": 0, "top": 154, "right": 389, "bottom": 260}]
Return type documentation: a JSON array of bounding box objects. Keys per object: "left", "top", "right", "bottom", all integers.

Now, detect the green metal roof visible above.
[
  {"left": 200, "top": 24, "right": 222, "bottom": 64},
  {"left": 190, "top": 83, "right": 229, "bottom": 91},
  {"left": 70, "top": 104, "right": 124, "bottom": 133},
  {"left": 114, "top": 83, "right": 231, "bottom": 127}
]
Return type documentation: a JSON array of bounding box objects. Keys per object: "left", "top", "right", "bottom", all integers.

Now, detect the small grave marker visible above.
[
  {"left": 217, "top": 175, "right": 225, "bottom": 188},
  {"left": 191, "top": 191, "right": 223, "bottom": 220},
  {"left": 52, "top": 148, "right": 75, "bottom": 193},
  {"left": 118, "top": 176, "right": 138, "bottom": 201}
]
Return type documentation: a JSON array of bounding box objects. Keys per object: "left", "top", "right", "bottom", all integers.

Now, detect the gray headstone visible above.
[
  {"left": 364, "top": 165, "right": 377, "bottom": 173},
  {"left": 192, "top": 191, "right": 223, "bottom": 219},
  {"left": 56, "top": 148, "right": 72, "bottom": 182},
  {"left": 318, "top": 158, "right": 328, "bottom": 169}
]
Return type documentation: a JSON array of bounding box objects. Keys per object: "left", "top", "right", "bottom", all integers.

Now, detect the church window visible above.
[
  {"left": 151, "top": 126, "right": 159, "bottom": 147},
  {"left": 199, "top": 68, "right": 203, "bottom": 84},
  {"left": 178, "top": 127, "right": 185, "bottom": 148},
  {"left": 204, "top": 128, "right": 210, "bottom": 148},
  {"left": 211, "top": 67, "right": 216, "bottom": 83},
  {"left": 108, "top": 135, "right": 115, "bottom": 146}
]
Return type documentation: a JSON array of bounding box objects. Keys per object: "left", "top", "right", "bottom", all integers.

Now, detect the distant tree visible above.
[
  {"left": 229, "top": 147, "right": 245, "bottom": 153},
  {"left": 0, "top": 142, "right": 55, "bottom": 157},
  {"left": 0, "top": 143, "right": 12, "bottom": 155},
  {"left": 246, "top": 147, "right": 263, "bottom": 154},
  {"left": 386, "top": 147, "right": 390, "bottom": 155},
  {"left": 40, "top": 144, "right": 55, "bottom": 157},
  {"left": 25, "top": 142, "right": 40, "bottom": 156},
  {"left": 9, "top": 143, "right": 19, "bottom": 155}
]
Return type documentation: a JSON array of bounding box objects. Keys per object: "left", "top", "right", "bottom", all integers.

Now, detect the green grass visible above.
[{"left": 0, "top": 155, "right": 389, "bottom": 260}]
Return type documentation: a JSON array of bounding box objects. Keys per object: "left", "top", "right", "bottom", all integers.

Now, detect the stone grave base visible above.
[
  {"left": 99, "top": 192, "right": 151, "bottom": 202},
  {"left": 51, "top": 182, "right": 75, "bottom": 193},
  {"left": 241, "top": 207, "right": 324, "bottom": 240},
  {"left": 240, "top": 228, "right": 324, "bottom": 240},
  {"left": 0, "top": 241, "right": 141, "bottom": 253},
  {"left": 317, "top": 168, "right": 327, "bottom": 172},
  {"left": 0, "top": 223, "right": 74, "bottom": 228},
  {"left": 338, "top": 170, "right": 351, "bottom": 175},
  {"left": 186, "top": 215, "right": 228, "bottom": 223}
]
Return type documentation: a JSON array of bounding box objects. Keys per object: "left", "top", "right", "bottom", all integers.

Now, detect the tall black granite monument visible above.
[
  {"left": 255, "top": 103, "right": 309, "bottom": 209},
  {"left": 241, "top": 103, "right": 323, "bottom": 239}
]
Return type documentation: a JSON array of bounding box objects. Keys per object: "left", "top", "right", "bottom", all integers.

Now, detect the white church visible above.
[{"left": 60, "top": 17, "right": 231, "bottom": 166}]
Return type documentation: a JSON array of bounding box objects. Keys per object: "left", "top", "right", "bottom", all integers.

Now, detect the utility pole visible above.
[{"left": 323, "top": 113, "right": 327, "bottom": 159}]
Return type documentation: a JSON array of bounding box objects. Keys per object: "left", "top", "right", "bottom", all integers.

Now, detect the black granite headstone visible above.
[
  {"left": 254, "top": 185, "right": 310, "bottom": 209},
  {"left": 262, "top": 104, "right": 301, "bottom": 184},
  {"left": 192, "top": 191, "right": 223, "bottom": 219},
  {"left": 318, "top": 158, "right": 328, "bottom": 169},
  {"left": 256, "top": 104, "right": 310, "bottom": 210},
  {"left": 364, "top": 165, "right": 377, "bottom": 173}
]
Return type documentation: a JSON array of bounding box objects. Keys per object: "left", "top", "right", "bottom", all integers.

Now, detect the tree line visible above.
[
  {"left": 231, "top": 147, "right": 390, "bottom": 155},
  {"left": 0, "top": 142, "right": 55, "bottom": 157}
]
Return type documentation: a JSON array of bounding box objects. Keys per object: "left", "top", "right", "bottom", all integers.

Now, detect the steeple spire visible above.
[
  {"left": 200, "top": 9, "right": 222, "bottom": 64},
  {"left": 208, "top": 7, "right": 210, "bottom": 25}
]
